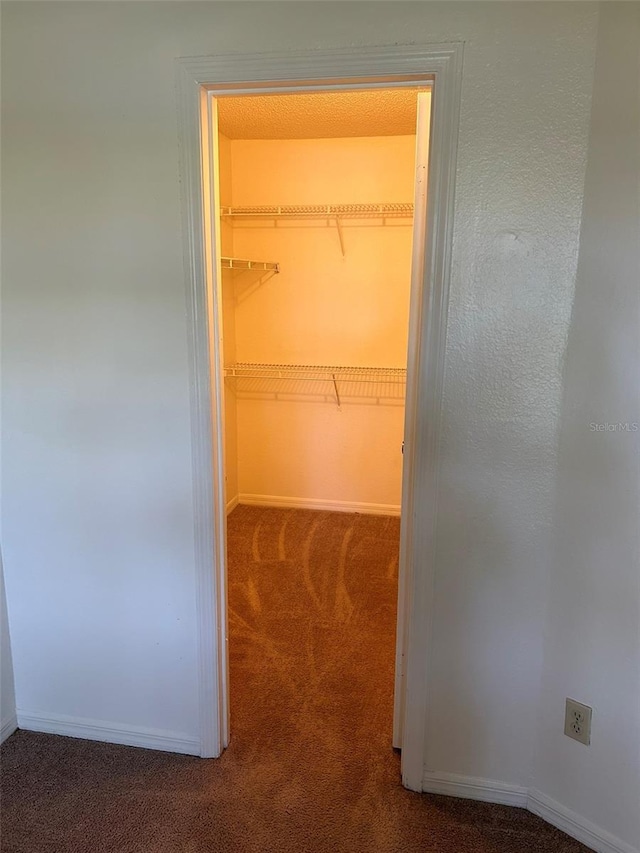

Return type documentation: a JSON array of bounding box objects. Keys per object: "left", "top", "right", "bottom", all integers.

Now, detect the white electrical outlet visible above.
[{"left": 564, "top": 698, "right": 592, "bottom": 745}]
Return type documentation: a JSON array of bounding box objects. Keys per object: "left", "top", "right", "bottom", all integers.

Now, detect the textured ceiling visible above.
[{"left": 217, "top": 88, "right": 427, "bottom": 140}]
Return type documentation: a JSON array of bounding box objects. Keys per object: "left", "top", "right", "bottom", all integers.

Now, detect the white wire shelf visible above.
[
  {"left": 221, "top": 203, "right": 414, "bottom": 219},
  {"left": 224, "top": 362, "right": 407, "bottom": 408},
  {"left": 221, "top": 204, "right": 413, "bottom": 256},
  {"left": 224, "top": 363, "right": 406, "bottom": 383},
  {"left": 224, "top": 363, "right": 406, "bottom": 408},
  {"left": 221, "top": 257, "right": 279, "bottom": 273}
]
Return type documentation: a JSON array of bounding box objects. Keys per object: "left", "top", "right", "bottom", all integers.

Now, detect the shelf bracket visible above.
[
  {"left": 334, "top": 216, "right": 345, "bottom": 257},
  {"left": 331, "top": 373, "right": 341, "bottom": 409}
]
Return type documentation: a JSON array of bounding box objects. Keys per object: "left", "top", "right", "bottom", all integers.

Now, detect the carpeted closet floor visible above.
[{"left": 1, "top": 506, "right": 589, "bottom": 853}]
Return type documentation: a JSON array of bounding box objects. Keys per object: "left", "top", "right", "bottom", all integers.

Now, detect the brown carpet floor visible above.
[{"left": 1, "top": 506, "right": 590, "bottom": 853}]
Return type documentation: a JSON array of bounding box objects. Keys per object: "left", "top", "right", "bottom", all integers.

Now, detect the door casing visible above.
[{"left": 176, "top": 43, "right": 463, "bottom": 793}]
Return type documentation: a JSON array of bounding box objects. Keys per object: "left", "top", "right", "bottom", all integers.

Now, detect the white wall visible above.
[
  {"left": 421, "top": 12, "right": 597, "bottom": 796},
  {"left": 2, "top": 2, "right": 200, "bottom": 748},
  {"left": 1, "top": 0, "right": 605, "bottom": 823},
  {"left": 1, "top": 553, "right": 17, "bottom": 742},
  {"left": 532, "top": 5, "right": 640, "bottom": 851},
  {"left": 229, "top": 135, "right": 415, "bottom": 511}
]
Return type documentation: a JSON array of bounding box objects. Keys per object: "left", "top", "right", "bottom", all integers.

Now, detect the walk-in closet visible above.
[
  {"left": 213, "top": 87, "right": 431, "bottom": 755},
  {"left": 218, "top": 89, "right": 429, "bottom": 515}
]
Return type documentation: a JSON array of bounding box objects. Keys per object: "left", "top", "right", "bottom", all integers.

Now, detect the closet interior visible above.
[{"left": 217, "top": 88, "right": 429, "bottom": 516}]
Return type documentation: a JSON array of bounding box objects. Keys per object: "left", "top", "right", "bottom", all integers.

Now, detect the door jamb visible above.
[{"left": 176, "top": 43, "right": 463, "bottom": 792}]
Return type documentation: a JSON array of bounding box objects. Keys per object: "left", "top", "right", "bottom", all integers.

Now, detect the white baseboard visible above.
[
  {"left": 422, "top": 771, "right": 528, "bottom": 807},
  {"left": 1, "top": 713, "right": 18, "bottom": 744},
  {"left": 226, "top": 494, "right": 239, "bottom": 515},
  {"left": 527, "top": 789, "right": 639, "bottom": 853},
  {"left": 238, "top": 493, "right": 401, "bottom": 516},
  {"left": 17, "top": 710, "right": 200, "bottom": 756},
  {"left": 421, "top": 771, "right": 637, "bottom": 853}
]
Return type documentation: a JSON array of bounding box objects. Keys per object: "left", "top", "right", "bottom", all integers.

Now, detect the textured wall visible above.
[
  {"left": 533, "top": 5, "right": 640, "bottom": 849},
  {"left": 422, "top": 7, "right": 598, "bottom": 787},
  {"left": 1, "top": 0, "right": 598, "bottom": 805}
]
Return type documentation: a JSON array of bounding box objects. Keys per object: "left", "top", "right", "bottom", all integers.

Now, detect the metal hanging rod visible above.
[
  {"left": 220, "top": 203, "right": 414, "bottom": 219},
  {"left": 224, "top": 362, "right": 407, "bottom": 383},
  {"left": 221, "top": 257, "right": 280, "bottom": 273}
]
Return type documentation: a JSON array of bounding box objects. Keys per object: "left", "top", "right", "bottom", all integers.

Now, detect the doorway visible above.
[
  {"left": 176, "top": 44, "right": 462, "bottom": 791},
  {"left": 213, "top": 86, "right": 430, "bottom": 782},
  {"left": 211, "top": 81, "right": 430, "bottom": 769}
]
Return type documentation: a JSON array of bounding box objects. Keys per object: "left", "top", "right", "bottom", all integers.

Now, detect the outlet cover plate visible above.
[{"left": 564, "top": 698, "right": 592, "bottom": 745}]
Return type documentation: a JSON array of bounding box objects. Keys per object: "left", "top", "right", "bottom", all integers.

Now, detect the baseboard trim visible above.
[
  {"left": 1, "top": 713, "right": 18, "bottom": 744},
  {"left": 421, "top": 771, "right": 637, "bottom": 853},
  {"left": 226, "top": 494, "right": 239, "bottom": 515},
  {"left": 527, "top": 789, "right": 639, "bottom": 853},
  {"left": 422, "top": 771, "right": 528, "bottom": 807},
  {"left": 238, "top": 494, "right": 401, "bottom": 516},
  {"left": 17, "top": 710, "right": 200, "bottom": 756}
]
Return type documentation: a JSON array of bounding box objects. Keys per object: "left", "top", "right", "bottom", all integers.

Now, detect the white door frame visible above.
[
  {"left": 393, "top": 88, "right": 432, "bottom": 754},
  {"left": 176, "top": 43, "right": 462, "bottom": 792}
]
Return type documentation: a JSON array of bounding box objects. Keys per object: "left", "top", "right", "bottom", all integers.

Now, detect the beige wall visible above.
[{"left": 226, "top": 135, "right": 416, "bottom": 510}]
